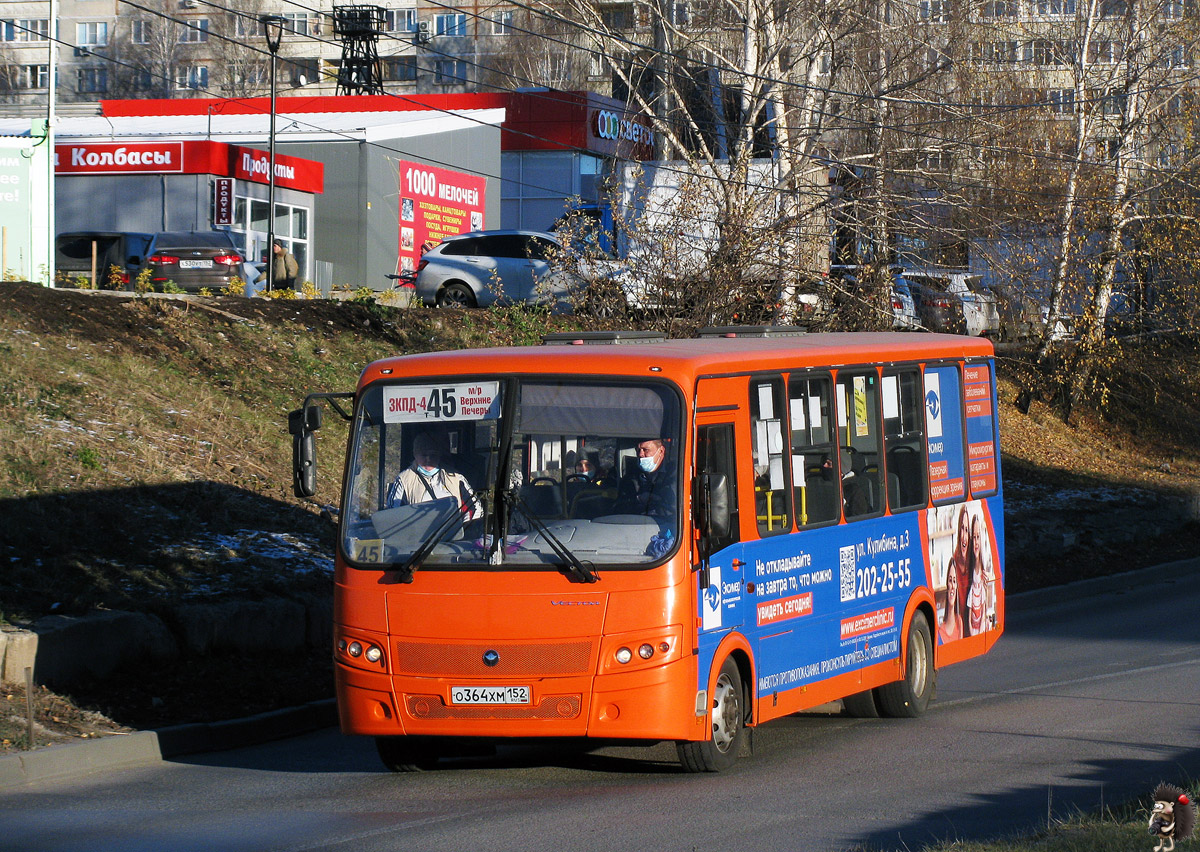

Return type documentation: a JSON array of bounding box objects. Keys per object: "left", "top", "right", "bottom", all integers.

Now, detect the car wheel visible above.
[{"left": 436, "top": 282, "right": 477, "bottom": 309}]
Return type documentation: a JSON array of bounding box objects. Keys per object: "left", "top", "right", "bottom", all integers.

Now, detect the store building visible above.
[{"left": 0, "top": 90, "right": 650, "bottom": 290}]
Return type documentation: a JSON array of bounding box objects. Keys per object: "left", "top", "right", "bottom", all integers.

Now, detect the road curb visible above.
[{"left": 0, "top": 698, "right": 337, "bottom": 790}]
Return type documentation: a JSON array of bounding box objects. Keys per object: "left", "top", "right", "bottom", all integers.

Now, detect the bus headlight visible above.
[
  {"left": 365, "top": 645, "right": 383, "bottom": 663},
  {"left": 638, "top": 643, "right": 654, "bottom": 660},
  {"left": 615, "top": 647, "right": 633, "bottom": 664},
  {"left": 348, "top": 642, "right": 363, "bottom": 657}
]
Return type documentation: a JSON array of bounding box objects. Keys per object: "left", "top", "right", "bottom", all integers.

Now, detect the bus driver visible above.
[{"left": 386, "top": 430, "right": 481, "bottom": 520}]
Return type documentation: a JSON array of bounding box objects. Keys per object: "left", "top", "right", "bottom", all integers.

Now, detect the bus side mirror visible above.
[
  {"left": 288, "top": 405, "right": 322, "bottom": 498},
  {"left": 697, "top": 472, "right": 731, "bottom": 541}
]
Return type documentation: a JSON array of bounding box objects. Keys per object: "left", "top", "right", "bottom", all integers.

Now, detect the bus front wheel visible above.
[
  {"left": 676, "top": 656, "right": 746, "bottom": 773},
  {"left": 376, "top": 736, "right": 440, "bottom": 772},
  {"left": 875, "top": 612, "right": 934, "bottom": 718}
]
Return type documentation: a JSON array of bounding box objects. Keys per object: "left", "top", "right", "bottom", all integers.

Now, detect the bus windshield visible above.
[{"left": 342, "top": 377, "right": 682, "bottom": 572}]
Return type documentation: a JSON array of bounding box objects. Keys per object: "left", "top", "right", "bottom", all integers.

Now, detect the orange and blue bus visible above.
[{"left": 291, "top": 327, "right": 1004, "bottom": 772}]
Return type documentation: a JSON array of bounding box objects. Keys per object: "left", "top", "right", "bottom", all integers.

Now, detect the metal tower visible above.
[{"left": 332, "top": 5, "right": 386, "bottom": 95}]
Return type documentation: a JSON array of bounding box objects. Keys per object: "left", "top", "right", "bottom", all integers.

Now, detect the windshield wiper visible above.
[{"left": 510, "top": 490, "right": 599, "bottom": 584}]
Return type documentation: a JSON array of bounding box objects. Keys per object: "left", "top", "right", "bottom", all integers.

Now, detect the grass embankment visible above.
[
  {"left": 0, "top": 285, "right": 575, "bottom": 620},
  {"left": 908, "top": 781, "right": 1198, "bottom": 852}
]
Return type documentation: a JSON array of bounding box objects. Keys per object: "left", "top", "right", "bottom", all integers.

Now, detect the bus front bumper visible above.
[{"left": 336, "top": 657, "right": 704, "bottom": 742}]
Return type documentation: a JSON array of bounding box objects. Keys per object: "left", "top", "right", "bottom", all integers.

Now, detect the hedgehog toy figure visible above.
[{"left": 1149, "top": 783, "right": 1195, "bottom": 852}]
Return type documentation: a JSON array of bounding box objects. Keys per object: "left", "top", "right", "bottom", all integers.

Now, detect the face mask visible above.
[
  {"left": 418, "top": 465, "right": 440, "bottom": 477},
  {"left": 639, "top": 456, "right": 659, "bottom": 473}
]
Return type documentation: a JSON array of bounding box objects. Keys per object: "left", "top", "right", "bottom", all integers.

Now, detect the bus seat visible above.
[
  {"left": 887, "top": 470, "right": 901, "bottom": 509},
  {"left": 798, "top": 467, "right": 839, "bottom": 525},
  {"left": 519, "top": 483, "right": 563, "bottom": 519},
  {"left": 887, "top": 447, "right": 924, "bottom": 508},
  {"left": 860, "top": 463, "right": 881, "bottom": 512},
  {"left": 571, "top": 487, "right": 617, "bottom": 519}
]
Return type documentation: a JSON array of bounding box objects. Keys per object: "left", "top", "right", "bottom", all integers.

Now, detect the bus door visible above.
[{"left": 694, "top": 379, "right": 748, "bottom": 645}]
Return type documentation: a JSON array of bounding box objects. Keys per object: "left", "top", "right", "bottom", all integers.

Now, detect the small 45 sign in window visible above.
[{"left": 383, "top": 382, "right": 501, "bottom": 423}]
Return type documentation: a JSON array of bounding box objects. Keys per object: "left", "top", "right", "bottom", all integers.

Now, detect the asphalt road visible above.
[{"left": 2, "top": 561, "right": 1198, "bottom": 852}]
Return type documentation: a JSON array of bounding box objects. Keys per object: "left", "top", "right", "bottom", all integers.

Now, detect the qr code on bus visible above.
[{"left": 839, "top": 545, "right": 856, "bottom": 602}]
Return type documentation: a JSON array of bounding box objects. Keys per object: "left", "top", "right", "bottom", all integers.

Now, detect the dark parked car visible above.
[
  {"left": 139, "top": 231, "right": 245, "bottom": 293},
  {"left": 56, "top": 230, "right": 244, "bottom": 293}
]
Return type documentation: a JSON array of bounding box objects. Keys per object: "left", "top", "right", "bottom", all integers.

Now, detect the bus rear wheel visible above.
[
  {"left": 875, "top": 612, "right": 934, "bottom": 718},
  {"left": 376, "top": 736, "right": 441, "bottom": 772},
  {"left": 676, "top": 656, "right": 745, "bottom": 773},
  {"left": 841, "top": 689, "right": 881, "bottom": 718}
]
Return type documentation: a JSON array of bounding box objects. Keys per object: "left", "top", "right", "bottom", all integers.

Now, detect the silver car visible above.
[{"left": 415, "top": 230, "right": 576, "bottom": 309}]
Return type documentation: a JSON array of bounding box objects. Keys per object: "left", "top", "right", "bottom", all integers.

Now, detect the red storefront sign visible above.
[
  {"left": 54, "top": 140, "right": 324, "bottom": 194},
  {"left": 55, "top": 142, "right": 184, "bottom": 174},
  {"left": 213, "top": 178, "right": 234, "bottom": 226},
  {"left": 397, "top": 160, "right": 486, "bottom": 275}
]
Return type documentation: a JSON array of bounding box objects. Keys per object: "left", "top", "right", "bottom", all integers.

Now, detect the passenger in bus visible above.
[
  {"left": 938, "top": 563, "right": 963, "bottom": 643},
  {"left": 616, "top": 438, "right": 676, "bottom": 519},
  {"left": 386, "top": 430, "right": 482, "bottom": 520},
  {"left": 829, "top": 451, "right": 870, "bottom": 517}
]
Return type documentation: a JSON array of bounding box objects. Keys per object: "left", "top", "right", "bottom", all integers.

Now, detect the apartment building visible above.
[{"left": 0, "top": 0, "right": 527, "bottom": 106}]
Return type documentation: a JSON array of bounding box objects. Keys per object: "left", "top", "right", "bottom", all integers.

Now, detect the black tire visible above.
[
  {"left": 676, "top": 656, "right": 746, "bottom": 772},
  {"left": 875, "top": 611, "right": 935, "bottom": 718},
  {"left": 375, "top": 736, "right": 441, "bottom": 772},
  {"left": 841, "top": 689, "right": 881, "bottom": 718},
  {"left": 436, "top": 282, "right": 477, "bottom": 309}
]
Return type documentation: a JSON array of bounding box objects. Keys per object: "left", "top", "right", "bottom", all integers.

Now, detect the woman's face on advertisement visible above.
[
  {"left": 946, "top": 566, "right": 958, "bottom": 605},
  {"left": 972, "top": 516, "right": 984, "bottom": 558},
  {"left": 957, "top": 509, "right": 971, "bottom": 555}
]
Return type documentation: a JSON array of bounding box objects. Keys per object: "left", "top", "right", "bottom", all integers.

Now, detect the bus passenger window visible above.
[
  {"left": 788, "top": 375, "right": 839, "bottom": 527},
  {"left": 882, "top": 370, "right": 927, "bottom": 512},
  {"left": 751, "top": 379, "right": 791, "bottom": 535},
  {"left": 697, "top": 423, "right": 739, "bottom": 552},
  {"left": 835, "top": 372, "right": 883, "bottom": 520}
]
